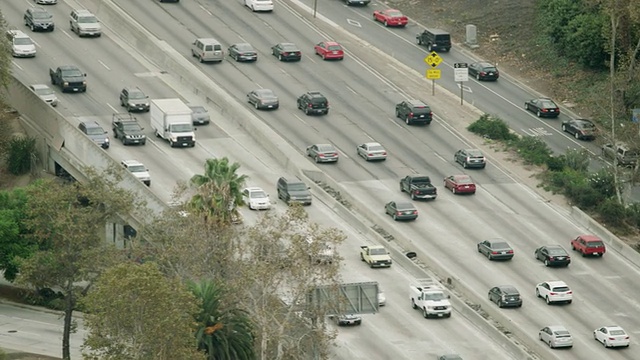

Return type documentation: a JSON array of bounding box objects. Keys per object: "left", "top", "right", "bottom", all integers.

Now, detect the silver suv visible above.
[
  {"left": 602, "top": 143, "right": 639, "bottom": 166},
  {"left": 69, "top": 9, "right": 101, "bottom": 37}
]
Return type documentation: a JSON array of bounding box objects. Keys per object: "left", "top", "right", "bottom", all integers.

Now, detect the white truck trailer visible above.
[
  {"left": 409, "top": 278, "right": 452, "bottom": 318},
  {"left": 150, "top": 98, "right": 196, "bottom": 147}
]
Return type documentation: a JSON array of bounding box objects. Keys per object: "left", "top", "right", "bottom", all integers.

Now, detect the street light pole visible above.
[{"left": 313, "top": 0, "right": 318, "bottom": 18}]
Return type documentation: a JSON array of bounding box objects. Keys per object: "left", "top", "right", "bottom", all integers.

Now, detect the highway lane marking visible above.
[
  {"left": 433, "top": 152, "right": 447, "bottom": 163},
  {"left": 98, "top": 60, "right": 111, "bottom": 71},
  {"left": 346, "top": 19, "right": 362, "bottom": 27},
  {"left": 198, "top": 4, "right": 213, "bottom": 16},
  {"left": 61, "top": 30, "right": 73, "bottom": 40},
  {"left": 11, "top": 62, "right": 23, "bottom": 71},
  {"left": 107, "top": 103, "right": 118, "bottom": 113},
  {"left": 293, "top": 114, "right": 309, "bottom": 126},
  {"left": 457, "top": 84, "right": 473, "bottom": 93},
  {"left": 345, "top": 85, "right": 358, "bottom": 95},
  {"left": 522, "top": 128, "right": 553, "bottom": 137}
]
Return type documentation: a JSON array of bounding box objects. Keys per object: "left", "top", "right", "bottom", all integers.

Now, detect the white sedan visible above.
[
  {"left": 356, "top": 142, "right": 387, "bottom": 161},
  {"left": 594, "top": 326, "right": 630, "bottom": 348},
  {"left": 245, "top": 0, "right": 273, "bottom": 12},
  {"left": 242, "top": 187, "right": 271, "bottom": 210}
]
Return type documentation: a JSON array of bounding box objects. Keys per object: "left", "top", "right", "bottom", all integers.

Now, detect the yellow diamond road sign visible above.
[
  {"left": 424, "top": 52, "right": 442, "bottom": 68},
  {"left": 426, "top": 69, "right": 441, "bottom": 79}
]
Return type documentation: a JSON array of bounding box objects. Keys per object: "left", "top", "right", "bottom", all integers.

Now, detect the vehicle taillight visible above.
[
  {"left": 549, "top": 256, "right": 555, "bottom": 260},
  {"left": 491, "top": 251, "right": 499, "bottom": 255},
  {"left": 412, "top": 211, "right": 417, "bottom": 214},
  {"left": 480, "top": 71, "right": 486, "bottom": 76},
  {"left": 408, "top": 112, "right": 414, "bottom": 118},
  {"left": 413, "top": 190, "right": 420, "bottom": 194},
  {"left": 567, "top": 291, "right": 572, "bottom": 294},
  {"left": 396, "top": 211, "right": 402, "bottom": 215},
  {"left": 507, "top": 250, "right": 514, "bottom": 254},
  {"left": 429, "top": 111, "right": 433, "bottom": 117},
  {"left": 466, "top": 157, "right": 471, "bottom": 162},
  {"left": 283, "top": 52, "right": 289, "bottom": 56},
  {"left": 382, "top": 152, "right": 387, "bottom": 155},
  {"left": 550, "top": 292, "right": 557, "bottom": 295},
  {"left": 608, "top": 337, "right": 616, "bottom": 340},
  {"left": 308, "top": 104, "right": 313, "bottom": 108},
  {"left": 318, "top": 153, "right": 325, "bottom": 157}
]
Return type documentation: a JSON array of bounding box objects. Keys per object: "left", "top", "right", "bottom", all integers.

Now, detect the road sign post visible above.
[
  {"left": 454, "top": 63, "right": 469, "bottom": 105},
  {"left": 424, "top": 52, "right": 442, "bottom": 95}
]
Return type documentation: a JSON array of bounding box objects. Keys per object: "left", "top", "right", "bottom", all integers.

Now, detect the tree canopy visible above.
[{"left": 0, "top": 188, "right": 34, "bottom": 281}]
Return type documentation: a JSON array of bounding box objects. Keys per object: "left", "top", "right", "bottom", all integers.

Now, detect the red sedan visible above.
[
  {"left": 373, "top": 9, "right": 408, "bottom": 27},
  {"left": 444, "top": 175, "right": 476, "bottom": 194},
  {"left": 314, "top": 41, "right": 344, "bottom": 60}
]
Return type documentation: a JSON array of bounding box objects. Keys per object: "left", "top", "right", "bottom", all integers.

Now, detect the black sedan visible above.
[
  {"left": 469, "top": 62, "right": 499, "bottom": 81},
  {"left": 535, "top": 245, "right": 571, "bottom": 267},
  {"left": 271, "top": 43, "right": 302, "bottom": 61},
  {"left": 562, "top": 118, "right": 596, "bottom": 140},
  {"left": 524, "top": 98, "right": 560, "bottom": 118},
  {"left": 306, "top": 144, "right": 339, "bottom": 163},
  {"left": 385, "top": 201, "right": 418, "bottom": 221},
  {"left": 246, "top": 89, "right": 279, "bottom": 110},
  {"left": 488, "top": 285, "right": 522, "bottom": 308},
  {"left": 477, "top": 239, "right": 514, "bottom": 260},
  {"left": 228, "top": 43, "right": 257, "bottom": 62}
]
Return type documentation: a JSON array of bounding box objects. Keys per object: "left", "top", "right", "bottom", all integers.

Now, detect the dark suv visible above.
[
  {"left": 276, "top": 177, "right": 312, "bottom": 205},
  {"left": 416, "top": 29, "right": 451, "bottom": 52},
  {"left": 395, "top": 100, "right": 432, "bottom": 125},
  {"left": 488, "top": 286, "right": 522, "bottom": 308},
  {"left": 297, "top": 91, "right": 329, "bottom": 115},
  {"left": 120, "top": 87, "right": 150, "bottom": 112},
  {"left": 24, "top": 7, "right": 55, "bottom": 32}
]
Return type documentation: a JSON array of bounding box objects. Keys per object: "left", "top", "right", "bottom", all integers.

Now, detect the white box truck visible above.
[{"left": 150, "top": 98, "right": 196, "bottom": 147}]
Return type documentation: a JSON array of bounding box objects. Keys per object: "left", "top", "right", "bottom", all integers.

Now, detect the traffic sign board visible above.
[
  {"left": 426, "top": 69, "right": 441, "bottom": 79},
  {"left": 424, "top": 52, "right": 443, "bottom": 68},
  {"left": 453, "top": 63, "right": 469, "bottom": 82}
]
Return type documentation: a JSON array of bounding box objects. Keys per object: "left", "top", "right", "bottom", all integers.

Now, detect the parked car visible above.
[
  {"left": 539, "top": 325, "right": 573, "bottom": 348},
  {"left": 488, "top": 285, "right": 522, "bottom": 308},
  {"left": 443, "top": 175, "right": 476, "bottom": 194},
  {"left": 357, "top": 142, "right": 387, "bottom": 161},
  {"left": 242, "top": 187, "right": 271, "bottom": 210},
  {"left": 228, "top": 43, "right": 258, "bottom": 62},
  {"left": 247, "top": 89, "right": 279, "bottom": 110},
  {"left": 29, "top": 84, "right": 58, "bottom": 107},
  {"left": 384, "top": 201, "right": 418, "bottom": 221},
  {"left": 271, "top": 42, "right": 301, "bottom": 61},
  {"left": 535, "top": 281, "right": 572, "bottom": 305},
  {"left": 524, "top": 98, "right": 560, "bottom": 118},
  {"left": 534, "top": 245, "right": 571, "bottom": 267},
  {"left": 454, "top": 149, "right": 486, "bottom": 169},
  {"left": 373, "top": 9, "right": 408, "bottom": 27},
  {"left": 477, "top": 239, "right": 514, "bottom": 260},
  {"left": 562, "top": 119, "right": 596, "bottom": 140},
  {"left": 571, "top": 235, "right": 605, "bottom": 257},
  {"left": 188, "top": 105, "right": 210, "bottom": 125},
  {"left": 306, "top": 144, "right": 339, "bottom": 163},
  {"left": 594, "top": 326, "right": 630, "bottom": 348},
  {"left": 314, "top": 41, "right": 344, "bottom": 60},
  {"left": 335, "top": 314, "right": 361, "bottom": 326},
  {"left": 468, "top": 62, "right": 499, "bottom": 81}
]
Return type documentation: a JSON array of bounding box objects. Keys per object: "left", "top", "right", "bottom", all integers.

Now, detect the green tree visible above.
[
  {"left": 188, "top": 279, "right": 255, "bottom": 360},
  {"left": 16, "top": 167, "right": 143, "bottom": 360},
  {"left": 189, "top": 158, "right": 248, "bottom": 226},
  {"left": 0, "top": 11, "right": 11, "bottom": 87},
  {"left": 0, "top": 188, "right": 35, "bottom": 281},
  {"left": 82, "top": 262, "right": 205, "bottom": 360}
]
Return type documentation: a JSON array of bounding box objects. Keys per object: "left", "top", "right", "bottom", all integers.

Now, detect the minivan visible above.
[{"left": 191, "top": 38, "right": 224, "bottom": 63}]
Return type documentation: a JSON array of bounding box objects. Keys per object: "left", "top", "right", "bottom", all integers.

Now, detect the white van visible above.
[
  {"left": 7, "top": 30, "right": 36, "bottom": 57},
  {"left": 191, "top": 38, "right": 224, "bottom": 63}
]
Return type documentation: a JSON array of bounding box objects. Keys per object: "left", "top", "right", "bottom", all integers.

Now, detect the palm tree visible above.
[
  {"left": 189, "top": 157, "right": 248, "bottom": 225},
  {"left": 189, "top": 279, "right": 256, "bottom": 360}
]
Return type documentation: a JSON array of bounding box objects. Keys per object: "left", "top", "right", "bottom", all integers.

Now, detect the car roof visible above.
[
  {"left": 74, "top": 9, "right": 94, "bottom": 16},
  {"left": 121, "top": 159, "right": 144, "bottom": 166},
  {"left": 453, "top": 174, "right": 473, "bottom": 182},
  {"left": 31, "top": 84, "right": 49, "bottom": 90},
  {"left": 544, "top": 280, "right": 568, "bottom": 287},
  {"left": 426, "top": 28, "right": 449, "bottom": 34},
  {"left": 395, "top": 201, "right": 415, "bottom": 209},
  {"left": 233, "top": 42, "right": 253, "bottom": 49},
  {"left": 543, "top": 244, "right": 566, "bottom": 251},
  {"left": 546, "top": 325, "right": 569, "bottom": 332},
  {"left": 577, "top": 234, "right": 602, "bottom": 242},
  {"left": 476, "top": 62, "right": 495, "bottom": 67},
  {"left": 323, "top": 41, "right": 341, "bottom": 46},
  {"left": 486, "top": 239, "right": 510, "bottom": 247},
  {"left": 463, "top": 149, "right": 483, "bottom": 156},
  {"left": 364, "top": 142, "right": 382, "bottom": 147},
  {"left": 496, "top": 285, "right": 519, "bottom": 293},
  {"left": 8, "top": 30, "right": 30, "bottom": 38},
  {"left": 196, "top": 38, "right": 221, "bottom": 44},
  {"left": 406, "top": 99, "right": 428, "bottom": 106},
  {"left": 602, "top": 325, "right": 625, "bottom": 331},
  {"left": 314, "top": 143, "right": 335, "bottom": 150},
  {"left": 81, "top": 121, "right": 103, "bottom": 129},
  {"left": 245, "top": 187, "right": 264, "bottom": 192}
]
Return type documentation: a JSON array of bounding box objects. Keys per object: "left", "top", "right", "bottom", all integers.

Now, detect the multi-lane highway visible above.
[
  {"left": 77, "top": 0, "right": 640, "bottom": 359},
  {"left": 1, "top": 0, "right": 527, "bottom": 358}
]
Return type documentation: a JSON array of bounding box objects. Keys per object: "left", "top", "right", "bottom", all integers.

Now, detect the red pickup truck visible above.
[{"left": 571, "top": 235, "right": 606, "bottom": 257}]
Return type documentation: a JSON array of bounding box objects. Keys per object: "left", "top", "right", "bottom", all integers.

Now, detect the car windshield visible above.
[
  {"left": 540, "top": 100, "right": 557, "bottom": 108},
  {"left": 387, "top": 10, "right": 402, "bottom": 17},
  {"left": 236, "top": 43, "right": 254, "bottom": 51},
  {"left": 369, "top": 248, "right": 387, "bottom": 255},
  {"left": 33, "top": 12, "right": 52, "bottom": 20},
  {"left": 86, "top": 127, "right": 104, "bottom": 135},
  {"left": 368, "top": 145, "right": 384, "bottom": 151},
  {"left": 547, "top": 247, "right": 566, "bottom": 255},
  {"left": 424, "top": 293, "right": 446, "bottom": 301},
  {"left": 78, "top": 16, "right": 98, "bottom": 23},
  {"left": 128, "top": 90, "right": 146, "bottom": 99},
  {"left": 190, "top": 106, "right": 206, "bottom": 114},
  {"left": 287, "top": 183, "right": 307, "bottom": 191},
  {"left": 317, "top": 144, "right": 335, "bottom": 152},
  {"left": 34, "top": 87, "right": 53, "bottom": 96},
  {"left": 256, "top": 89, "right": 276, "bottom": 98},
  {"left": 61, "top": 69, "right": 83, "bottom": 77},
  {"left": 396, "top": 203, "right": 414, "bottom": 210},
  {"left": 467, "top": 150, "right": 483, "bottom": 157},
  {"left": 577, "top": 121, "right": 595, "bottom": 129},
  {"left": 456, "top": 175, "right": 472, "bottom": 183},
  {"left": 610, "top": 330, "right": 626, "bottom": 336},
  {"left": 14, "top": 38, "right": 33, "bottom": 46},
  {"left": 281, "top": 44, "right": 298, "bottom": 51},
  {"left": 492, "top": 242, "right": 510, "bottom": 249},
  {"left": 328, "top": 45, "right": 341, "bottom": 51},
  {"left": 123, "top": 123, "right": 141, "bottom": 131},
  {"left": 128, "top": 165, "right": 145, "bottom": 173},
  {"left": 552, "top": 286, "right": 569, "bottom": 292},
  {"left": 484, "top": 66, "right": 498, "bottom": 72},
  {"left": 586, "top": 241, "right": 604, "bottom": 247},
  {"left": 171, "top": 124, "right": 193, "bottom": 132},
  {"left": 250, "top": 191, "right": 267, "bottom": 199}
]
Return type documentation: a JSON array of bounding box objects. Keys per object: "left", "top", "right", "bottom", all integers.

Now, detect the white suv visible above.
[
  {"left": 535, "top": 281, "right": 572, "bottom": 305},
  {"left": 245, "top": 0, "right": 274, "bottom": 12},
  {"left": 121, "top": 160, "right": 150, "bottom": 186},
  {"left": 69, "top": 9, "right": 101, "bottom": 37}
]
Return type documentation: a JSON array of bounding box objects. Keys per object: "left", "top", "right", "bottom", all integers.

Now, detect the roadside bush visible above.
[
  {"left": 597, "top": 198, "right": 627, "bottom": 227},
  {"left": 467, "top": 114, "right": 517, "bottom": 141},
  {"left": 588, "top": 169, "right": 617, "bottom": 199},
  {"left": 5, "top": 136, "right": 37, "bottom": 175},
  {"left": 512, "top": 136, "right": 552, "bottom": 165},
  {"left": 546, "top": 155, "right": 565, "bottom": 172},
  {"left": 546, "top": 168, "right": 584, "bottom": 191},
  {"left": 626, "top": 203, "right": 640, "bottom": 228},
  {"left": 564, "top": 148, "right": 590, "bottom": 172}
]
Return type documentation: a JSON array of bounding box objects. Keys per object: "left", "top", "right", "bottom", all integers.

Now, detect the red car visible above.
[
  {"left": 373, "top": 9, "right": 408, "bottom": 27},
  {"left": 571, "top": 235, "right": 606, "bottom": 257},
  {"left": 444, "top": 175, "right": 476, "bottom": 194},
  {"left": 314, "top": 41, "right": 344, "bottom": 60}
]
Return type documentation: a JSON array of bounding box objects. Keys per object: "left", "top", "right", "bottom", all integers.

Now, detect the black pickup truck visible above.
[
  {"left": 112, "top": 113, "right": 147, "bottom": 145},
  {"left": 49, "top": 65, "right": 87, "bottom": 92},
  {"left": 400, "top": 175, "right": 437, "bottom": 200}
]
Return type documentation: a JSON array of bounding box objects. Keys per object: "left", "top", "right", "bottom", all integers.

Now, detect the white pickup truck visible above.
[{"left": 409, "top": 278, "right": 452, "bottom": 318}]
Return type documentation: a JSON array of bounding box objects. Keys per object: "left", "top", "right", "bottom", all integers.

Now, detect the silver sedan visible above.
[
  {"left": 356, "top": 142, "right": 387, "bottom": 161},
  {"left": 247, "top": 89, "right": 279, "bottom": 110}
]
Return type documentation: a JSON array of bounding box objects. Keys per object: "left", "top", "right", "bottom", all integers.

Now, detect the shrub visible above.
[
  {"left": 546, "top": 155, "right": 565, "bottom": 172},
  {"left": 626, "top": 203, "right": 640, "bottom": 228},
  {"left": 467, "top": 114, "right": 517, "bottom": 141},
  {"left": 564, "top": 148, "right": 590, "bottom": 172},
  {"left": 5, "top": 136, "right": 37, "bottom": 175},
  {"left": 588, "top": 169, "right": 617, "bottom": 199},
  {"left": 597, "top": 198, "right": 627, "bottom": 227},
  {"left": 512, "top": 136, "right": 552, "bottom": 165}
]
